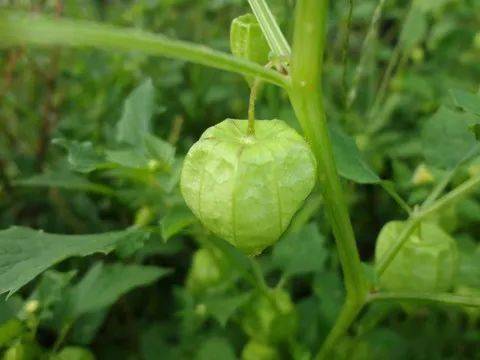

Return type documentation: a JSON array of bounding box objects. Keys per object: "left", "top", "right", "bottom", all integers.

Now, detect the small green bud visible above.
[
  {"left": 241, "top": 289, "right": 297, "bottom": 344},
  {"left": 186, "top": 248, "right": 228, "bottom": 293},
  {"left": 230, "top": 14, "right": 270, "bottom": 85},
  {"left": 52, "top": 347, "right": 95, "bottom": 360},
  {"left": 134, "top": 206, "right": 154, "bottom": 227},
  {"left": 474, "top": 32, "right": 480, "bottom": 49},
  {"left": 24, "top": 300, "right": 39, "bottom": 314},
  {"left": 410, "top": 46, "right": 424, "bottom": 63},
  {"left": 412, "top": 164, "right": 434, "bottom": 186},
  {"left": 241, "top": 341, "right": 279, "bottom": 360}
]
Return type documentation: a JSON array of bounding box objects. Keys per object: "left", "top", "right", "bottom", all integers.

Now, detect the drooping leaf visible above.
[
  {"left": 329, "top": 125, "right": 381, "bottom": 184},
  {"left": 422, "top": 106, "right": 479, "bottom": 169},
  {"left": 272, "top": 223, "right": 328, "bottom": 277},
  {"left": 116, "top": 79, "right": 156, "bottom": 147},
  {"left": 0, "top": 227, "right": 136, "bottom": 295},
  {"left": 67, "top": 262, "right": 171, "bottom": 318}
]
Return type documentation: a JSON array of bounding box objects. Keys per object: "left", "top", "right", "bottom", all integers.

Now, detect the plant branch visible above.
[
  {"left": 289, "top": 1, "right": 368, "bottom": 357},
  {"left": 290, "top": 0, "right": 366, "bottom": 305},
  {"left": 377, "top": 172, "right": 480, "bottom": 276},
  {"left": 247, "top": 0, "right": 291, "bottom": 58},
  {"left": 0, "top": 10, "right": 289, "bottom": 88},
  {"left": 368, "top": 291, "right": 480, "bottom": 308},
  {"left": 380, "top": 181, "right": 412, "bottom": 215},
  {"left": 315, "top": 299, "right": 363, "bottom": 359},
  {"left": 347, "top": 0, "right": 387, "bottom": 108},
  {"left": 423, "top": 148, "right": 479, "bottom": 208}
]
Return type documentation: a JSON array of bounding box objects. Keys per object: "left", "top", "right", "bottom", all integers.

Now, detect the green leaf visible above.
[
  {"left": 329, "top": 125, "right": 381, "bottom": 184},
  {"left": 53, "top": 139, "right": 108, "bottom": 173},
  {"left": 422, "top": 106, "right": 479, "bottom": 169},
  {"left": 160, "top": 206, "right": 196, "bottom": 241},
  {"left": 0, "top": 226, "right": 136, "bottom": 295},
  {"left": 116, "top": 78, "right": 156, "bottom": 147},
  {"left": 312, "top": 271, "right": 345, "bottom": 325},
  {"left": 114, "top": 231, "right": 149, "bottom": 259},
  {"left": 0, "top": 319, "right": 23, "bottom": 347},
  {"left": 15, "top": 171, "right": 113, "bottom": 195},
  {"left": 208, "top": 237, "right": 254, "bottom": 283},
  {"left": 0, "top": 295, "right": 23, "bottom": 323},
  {"left": 202, "top": 292, "right": 252, "bottom": 327},
  {"left": 471, "top": 124, "right": 480, "bottom": 141},
  {"left": 29, "top": 269, "right": 76, "bottom": 322},
  {"left": 52, "top": 347, "right": 95, "bottom": 360},
  {"left": 450, "top": 89, "right": 480, "bottom": 116},
  {"left": 272, "top": 223, "right": 327, "bottom": 277},
  {"left": 195, "top": 337, "right": 236, "bottom": 360},
  {"left": 144, "top": 133, "right": 176, "bottom": 171},
  {"left": 69, "top": 310, "right": 108, "bottom": 345},
  {"left": 104, "top": 149, "right": 149, "bottom": 169},
  {"left": 399, "top": 8, "right": 427, "bottom": 50},
  {"left": 141, "top": 325, "right": 180, "bottom": 360},
  {"left": 68, "top": 262, "right": 171, "bottom": 318}
]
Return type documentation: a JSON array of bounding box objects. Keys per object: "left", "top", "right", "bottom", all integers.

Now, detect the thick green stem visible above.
[
  {"left": 289, "top": 1, "right": 367, "bottom": 357},
  {"left": 315, "top": 300, "right": 363, "bottom": 360},
  {"left": 0, "top": 10, "right": 288, "bottom": 88}
]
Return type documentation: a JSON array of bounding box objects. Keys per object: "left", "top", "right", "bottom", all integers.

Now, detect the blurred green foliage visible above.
[{"left": 0, "top": 0, "right": 480, "bottom": 359}]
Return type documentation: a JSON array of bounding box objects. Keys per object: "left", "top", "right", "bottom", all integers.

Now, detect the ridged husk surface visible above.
[
  {"left": 181, "top": 119, "right": 317, "bottom": 255},
  {"left": 375, "top": 221, "right": 458, "bottom": 292}
]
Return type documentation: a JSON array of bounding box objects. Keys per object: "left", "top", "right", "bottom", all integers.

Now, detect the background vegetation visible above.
[{"left": 1, "top": 0, "right": 480, "bottom": 359}]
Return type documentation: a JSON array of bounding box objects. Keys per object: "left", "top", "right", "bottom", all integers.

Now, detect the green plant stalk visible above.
[
  {"left": 0, "top": 10, "right": 288, "bottom": 88},
  {"left": 368, "top": 292, "right": 480, "bottom": 307},
  {"left": 289, "top": 1, "right": 367, "bottom": 357},
  {"left": 377, "top": 172, "right": 480, "bottom": 276},
  {"left": 316, "top": 298, "right": 364, "bottom": 359},
  {"left": 247, "top": 0, "right": 291, "bottom": 58},
  {"left": 347, "top": 0, "right": 387, "bottom": 108}
]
